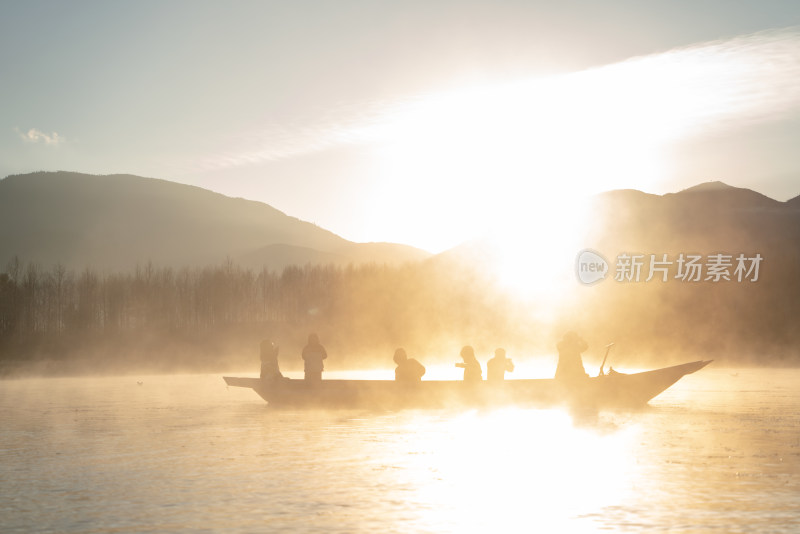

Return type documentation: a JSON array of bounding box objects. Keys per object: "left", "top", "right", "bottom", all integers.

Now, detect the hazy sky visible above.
[{"left": 2, "top": 1, "right": 799, "bottom": 252}]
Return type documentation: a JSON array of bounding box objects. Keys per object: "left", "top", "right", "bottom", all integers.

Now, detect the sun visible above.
[
  {"left": 485, "top": 197, "right": 590, "bottom": 304},
  {"left": 356, "top": 33, "right": 774, "bottom": 258},
  {"left": 356, "top": 77, "right": 660, "bottom": 304},
  {"left": 352, "top": 33, "right": 782, "bottom": 296}
]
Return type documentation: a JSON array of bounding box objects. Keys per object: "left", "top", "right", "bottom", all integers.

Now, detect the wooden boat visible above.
[{"left": 223, "top": 360, "right": 712, "bottom": 410}]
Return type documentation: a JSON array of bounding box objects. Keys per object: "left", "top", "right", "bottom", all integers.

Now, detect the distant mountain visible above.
[
  {"left": 433, "top": 181, "right": 799, "bottom": 266},
  {"left": 585, "top": 181, "right": 798, "bottom": 252},
  {"left": 679, "top": 180, "right": 734, "bottom": 193},
  {"left": 670, "top": 181, "right": 782, "bottom": 210},
  {"left": 434, "top": 181, "right": 800, "bottom": 361},
  {"left": 2, "top": 174, "right": 798, "bottom": 369},
  {"left": 587, "top": 182, "right": 800, "bottom": 360},
  {"left": 0, "top": 172, "right": 430, "bottom": 271}
]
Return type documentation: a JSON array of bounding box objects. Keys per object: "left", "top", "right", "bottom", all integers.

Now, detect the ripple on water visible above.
[{"left": 1, "top": 369, "right": 799, "bottom": 533}]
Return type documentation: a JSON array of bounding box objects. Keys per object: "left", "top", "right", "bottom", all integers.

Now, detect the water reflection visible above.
[{"left": 367, "top": 408, "right": 636, "bottom": 533}]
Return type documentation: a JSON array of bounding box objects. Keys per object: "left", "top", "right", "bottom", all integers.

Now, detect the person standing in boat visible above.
[
  {"left": 393, "top": 348, "right": 426, "bottom": 382},
  {"left": 487, "top": 348, "right": 514, "bottom": 382},
  {"left": 554, "top": 331, "right": 589, "bottom": 381},
  {"left": 456, "top": 345, "right": 482, "bottom": 382},
  {"left": 302, "top": 333, "right": 327, "bottom": 382},
  {"left": 260, "top": 339, "right": 284, "bottom": 380}
]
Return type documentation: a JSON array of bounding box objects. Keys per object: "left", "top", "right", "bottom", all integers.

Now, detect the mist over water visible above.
[{"left": 2, "top": 367, "right": 798, "bottom": 533}]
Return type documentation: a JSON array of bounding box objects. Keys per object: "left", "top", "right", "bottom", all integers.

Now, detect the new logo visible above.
[{"left": 575, "top": 249, "right": 609, "bottom": 285}]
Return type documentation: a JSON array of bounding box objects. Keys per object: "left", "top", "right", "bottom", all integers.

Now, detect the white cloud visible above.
[
  {"left": 17, "top": 127, "right": 66, "bottom": 146},
  {"left": 191, "top": 99, "right": 389, "bottom": 173},
  {"left": 193, "top": 26, "right": 800, "bottom": 176}
]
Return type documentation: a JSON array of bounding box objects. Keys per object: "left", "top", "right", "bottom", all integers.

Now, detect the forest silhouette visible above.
[
  {"left": 0, "top": 258, "right": 529, "bottom": 374},
  {"left": 1, "top": 248, "right": 798, "bottom": 376}
]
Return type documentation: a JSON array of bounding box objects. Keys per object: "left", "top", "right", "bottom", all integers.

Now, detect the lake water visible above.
[{"left": 1, "top": 368, "right": 798, "bottom": 533}]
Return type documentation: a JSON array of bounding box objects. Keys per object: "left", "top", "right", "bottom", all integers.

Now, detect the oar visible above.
[{"left": 598, "top": 342, "right": 615, "bottom": 376}]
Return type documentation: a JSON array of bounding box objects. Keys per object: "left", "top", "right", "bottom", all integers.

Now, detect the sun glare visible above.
[
  {"left": 358, "top": 70, "right": 674, "bottom": 297},
  {"left": 359, "top": 80, "right": 619, "bottom": 300},
  {"left": 353, "top": 31, "right": 795, "bottom": 266}
]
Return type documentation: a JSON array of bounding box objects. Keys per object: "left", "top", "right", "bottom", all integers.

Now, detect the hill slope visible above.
[
  {"left": 433, "top": 181, "right": 800, "bottom": 362},
  {"left": 0, "top": 172, "right": 429, "bottom": 270}
]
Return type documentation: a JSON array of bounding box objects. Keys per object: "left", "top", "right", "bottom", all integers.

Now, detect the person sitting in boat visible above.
[
  {"left": 554, "top": 331, "right": 589, "bottom": 381},
  {"left": 302, "top": 333, "right": 327, "bottom": 382},
  {"left": 456, "top": 345, "right": 482, "bottom": 382},
  {"left": 393, "top": 348, "right": 426, "bottom": 382},
  {"left": 487, "top": 347, "right": 514, "bottom": 382},
  {"left": 260, "top": 339, "right": 285, "bottom": 380}
]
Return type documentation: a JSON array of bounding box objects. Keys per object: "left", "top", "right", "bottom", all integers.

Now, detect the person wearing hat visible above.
[
  {"left": 393, "top": 348, "right": 426, "bottom": 382},
  {"left": 487, "top": 348, "right": 514, "bottom": 382},
  {"left": 554, "top": 331, "right": 589, "bottom": 381}
]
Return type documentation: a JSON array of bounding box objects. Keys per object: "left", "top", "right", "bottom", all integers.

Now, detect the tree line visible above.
[
  {"left": 0, "top": 257, "right": 522, "bottom": 373},
  {"left": 2, "top": 252, "right": 798, "bottom": 375}
]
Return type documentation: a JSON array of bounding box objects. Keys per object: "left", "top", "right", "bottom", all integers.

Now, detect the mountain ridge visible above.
[
  {"left": 2, "top": 172, "right": 796, "bottom": 273},
  {"left": 0, "top": 171, "right": 429, "bottom": 270}
]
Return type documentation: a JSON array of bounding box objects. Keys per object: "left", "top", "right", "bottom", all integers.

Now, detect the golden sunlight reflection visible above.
[
  {"left": 391, "top": 408, "right": 638, "bottom": 532},
  {"left": 322, "top": 361, "right": 566, "bottom": 381},
  {"left": 7, "top": 371, "right": 800, "bottom": 532}
]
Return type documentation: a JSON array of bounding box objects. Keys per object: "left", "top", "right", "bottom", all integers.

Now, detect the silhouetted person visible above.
[
  {"left": 554, "top": 331, "right": 589, "bottom": 381},
  {"left": 260, "top": 339, "right": 284, "bottom": 380},
  {"left": 487, "top": 348, "right": 514, "bottom": 382},
  {"left": 302, "top": 333, "right": 327, "bottom": 381},
  {"left": 456, "top": 345, "right": 482, "bottom": 382},
  {"left": 393, "top": 348, "right": 426, "bottom": 382}
]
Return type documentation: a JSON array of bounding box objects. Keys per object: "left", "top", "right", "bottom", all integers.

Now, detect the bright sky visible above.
[{"left": 2, "top": 1, "right": 799, "bottom": 253}]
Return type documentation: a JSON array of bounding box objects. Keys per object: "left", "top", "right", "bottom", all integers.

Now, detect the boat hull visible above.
[{"left": 223, "top": 360, "right": 712, "bottom": 410}]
